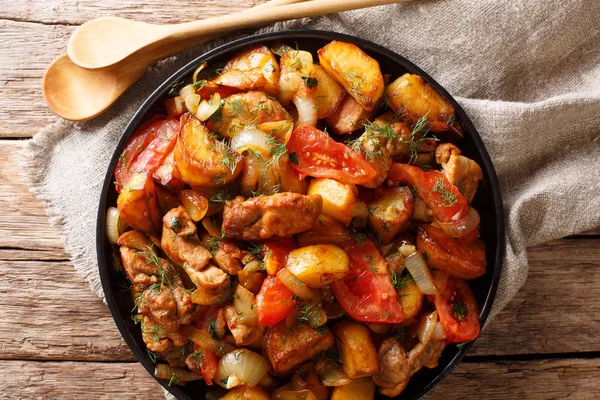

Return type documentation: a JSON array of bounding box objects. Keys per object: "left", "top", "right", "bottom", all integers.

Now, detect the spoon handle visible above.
[{"left": 169, "top": 0, "right": 410, "bottom": 41}]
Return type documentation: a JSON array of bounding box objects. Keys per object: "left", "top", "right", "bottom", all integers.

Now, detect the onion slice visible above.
[
  {"left": 154, "top": 363, "right": 202, "bottom": 383},
  {"left": 276, "top": 268, "right": 314, "bottom": 300},
  {"left": 180, "top": 325, "right": 235, "bottom": 357},
  {"left": 106, "top": 207, "right": 127, "bottom": 244},
  {"left": 195, "top": 92, "right": 221, "bottom": 122},
  {"left": 435, "top": 207, "right": 480, "bottom": 238},
  {"left": 184, "top": 94, "right": 201, "bottom": 114},
  {"left": 230, "top": 126, "right": 271, "bottom": 155},
  {"left": 417, "top": 311, "right": 438, "bottom": 344},
  {"left": 178, "top": 84, "right": 196, "bottom": 99},
  {"left": 432, "top": 321, "right": 447, "bottom": 341},
  {"left": 404, "top": 251, "right": 438, "bottom": 295},
  {"left": 315, "top": 358, "right": 352, "bottom": 387},
  {"left": 233, "top": 285, "right": 258, "bottom": 325},
  {"left": 413, "top": 197, "right": 433, "bottom": 222},
  {"left": 215, "top": 349, "right": 269, "bottom": 389},
  {"left": 293, "top": 94, "right": 317, "bottom": 127}
]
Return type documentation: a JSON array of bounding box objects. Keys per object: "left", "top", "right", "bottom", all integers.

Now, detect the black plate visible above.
[{"left": 97, "top": 30, "right": 504, "bottom": 400}]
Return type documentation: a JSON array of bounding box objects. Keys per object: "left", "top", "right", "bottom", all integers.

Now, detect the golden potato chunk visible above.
[
  {"left": 263, "top": 323, "right": 335, "bottom": 374},
  {"left": 307, "top": 178, "right": 368, "bottom": 226},
  {"left": 174, "top": 113, "right": 242, "bottom": 187},
  {"left": 332, "top": 320, "right": 380, "bottom": 379},
  {"left": 333, "top": 320, "right": 379, "bottom": 379},
  {"left": 331, "top": 378, "right": 375, "bottom": 400},
  {"left": 213, "top": 45, "right": 279, "bottom": 96},
  {"left": 117, "top": 172, "right": 161, "bottom": 234},
  {"left": 396, "top": 278, "right": 424, "bottom": 320},
  {"left": 386, "top": 73, "right": 456, "bottom": 133},
  {"left": 286, "top": 244, "right": 350, "bottom": 288},
  {"left": 318, "top": 41, "right": 384, "bottom": 111},
  {"left": 367, "top": 186, "right": 414, "bottom": 244},
  {"left": 313, "top": 65, "right": 345, "bottom": 119},
  {"left": 221, "top": 386, "right": 270, "bottom": 400},
  {"left": 206, "top": 91, "right": 291, "bottom": 138}
]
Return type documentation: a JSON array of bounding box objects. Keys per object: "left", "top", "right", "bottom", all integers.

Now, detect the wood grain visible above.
[{"left": 0, "top": 358, "right": 598, "bottom": 399}]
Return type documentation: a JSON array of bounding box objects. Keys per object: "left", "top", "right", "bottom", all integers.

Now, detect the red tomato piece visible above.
[
  {"left": 433, "top": 276, "right": 480, "bottom": 343},
  {"left": 287, "top": 125, "right": 378, "bottom": 185},
  {"left": 256, "top": 276, "right": 297, "bottom": 327},
  {"left": 330, "top": 239, "right": 404, "bottom": 324},
  {"left": 114, "top": 116, "right": 180, "bottom": 192},
  {"left": 260, "top": 236, "right": 297, "bottom": 276},
  {"left": 190, "top": 305, "right": 221, "bottom": 385},
  {"left": 387, "top": 163, "right": 468, "bottom": 223}
]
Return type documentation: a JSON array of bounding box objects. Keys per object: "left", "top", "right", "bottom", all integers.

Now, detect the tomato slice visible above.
[
  {"left": 433, "top": 275, "right": 480, "bottom": 343},
  {"left": 114, "top": 116, "right": 180, "bottom": 192},
  {"left": 190, "top": 306, "right": 221, "bottom": 385},
  {"left": 256, "top": 276, "right": 297, "bottom": 327},
  {"left": 260, "top": 236, "right": 297, "bottom": 276},
  {"left": 287, "top": 125, "right": 378, "bottom": 185},
  {"left": 330, "top": 239, "right": 404, "bottom": 324},
  {"left": 387, "top": 163, "right": 468, "bottom": 223}
]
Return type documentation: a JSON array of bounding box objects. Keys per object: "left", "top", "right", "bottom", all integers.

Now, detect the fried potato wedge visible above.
[
  {"left": 331, "top": 378, "right": 376, "bottom": 400},
  {"left": 264, "top": 323, "right": 335, "bottom": 374},
  {"left": 286, "top": 244, "right": 350, "bottom": 288},
  {"left": 313, "top": 65, "right": 346, "bottom": 119},
  {"left": 174, "top": 113, "right": 242, "bottom": 187},
  {"left": 318, "top": 41, "right": 384, "bottom": 111},
  {"left": 367, "top": 186, "right": 414, "bottom": 244},
  {"left": 117, "top": 172, "right": 161, "bottom": 234},
  {"left": 416, "top": 224, "right": 486, "bottom": 279},
  {"left": 332, "top": 320, "right": 380, "bottom": 379},
  {"left": 213, "top": 45, "right": 280, "bottom": 96},
  {"left": 386, "top": 73, "right": 457, "bottom": 133},
  {"left": 308, "top": 178, "right": 368, "bottom": 226},
  {"left": 206, "top": 91, "right": 291, "bottom": 138},
  {"left": 396, "top": 278, "right": 424, "bottom": 320}
]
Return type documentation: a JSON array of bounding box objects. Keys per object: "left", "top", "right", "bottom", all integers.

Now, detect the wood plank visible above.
[
  {"left": 0, "top": 142, "right": 65, "bottom": 250},
  {"left": 0, "top": 360, "right": 162, "bottom": 399},
  {"left": 0, "top": 0, "right": 254, "bottom": 25},
  {"left": 428, "top": 358, "right": 600, "bottom": 400},
  {"left": 0, "top": 358, "right": 598, "bottom": 399},
  {"left": 0, "top": 21, "right": 73, "bottom": 138},
  {"left": 0, "top": 258, "right": 134, "bottom": 362},
  {"left": 471, "top": 237, "right": 600, "bottom": 356}
]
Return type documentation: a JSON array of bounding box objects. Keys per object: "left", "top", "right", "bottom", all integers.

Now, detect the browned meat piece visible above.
[
  {"left": 139, "top": 315, "right": 171, "bottom": 353},
  {"left": 408, "top": 340, "right": 445, "bottom": 373},
  {"left": 158, "top": 342, "right": 188, "bottom": 368},
  {"left": 161, "top": 206, "right": 211, "bottom": 270},
  {"left": 350, "top": 129, "right": 392, "bottom": 189},
  {"left": 263, "top": 323, "right": 335, "bottom": 375},
  {"left": 200, "top": 232, "right": 244, "bottom": 275},
  {"left": 222, "top": 193, "right": 323, "bottom": 240},
  {"left": 224, "top": 305, "right": 260, "bottom": 346},
  {"left": 171, "top": 284, "right": 195, "bottom": 327},
  {"left": 184, "top": 264, "right": 230, "bottom": 291},
  {"left": 435, "top": 143, "right": 483, "bottom": 203},
  {"left": 138, "top": 284, "right": 179, "bottom": 333},
  {"left": 118, "top": 231, "right": 160, "bottom": 290},
  {"left": 325, "top": 95, "right": 380, "bottom": 134},
  {"left": 374, "top": 337, "right": 446, "bottom": 397},
  {"left": 373, "top": 338, "right": 411, "bottom": 397}
]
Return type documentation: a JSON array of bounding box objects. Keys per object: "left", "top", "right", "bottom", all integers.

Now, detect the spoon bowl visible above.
[{"left": 42, "top": 55, "right": 147, "bottom": 121}]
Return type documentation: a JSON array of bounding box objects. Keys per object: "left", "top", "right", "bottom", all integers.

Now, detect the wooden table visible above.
[{"left": 1, "top": 1, "right": 599, "bottom": 398}]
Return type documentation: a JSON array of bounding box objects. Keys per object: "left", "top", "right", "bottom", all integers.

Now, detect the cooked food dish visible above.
[{"left": 106, "top": 40, "right": 486, "bottom": 399}]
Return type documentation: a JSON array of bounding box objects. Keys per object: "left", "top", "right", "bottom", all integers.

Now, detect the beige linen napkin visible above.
[{"left": 23, "top": 0, "right": 600, "bottom": 326}]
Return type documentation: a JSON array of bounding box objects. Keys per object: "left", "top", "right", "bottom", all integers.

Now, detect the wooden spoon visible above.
[
  {"left": 68, "top": 0, "right": 410, "bottom": 70},
  {"left": 42, "top": 0, "right": 307, "bottom": 121}
]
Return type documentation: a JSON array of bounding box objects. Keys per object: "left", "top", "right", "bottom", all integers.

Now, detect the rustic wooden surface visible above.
[{"left": 1, "top": 1, "right": 599, "bottom": 398}]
